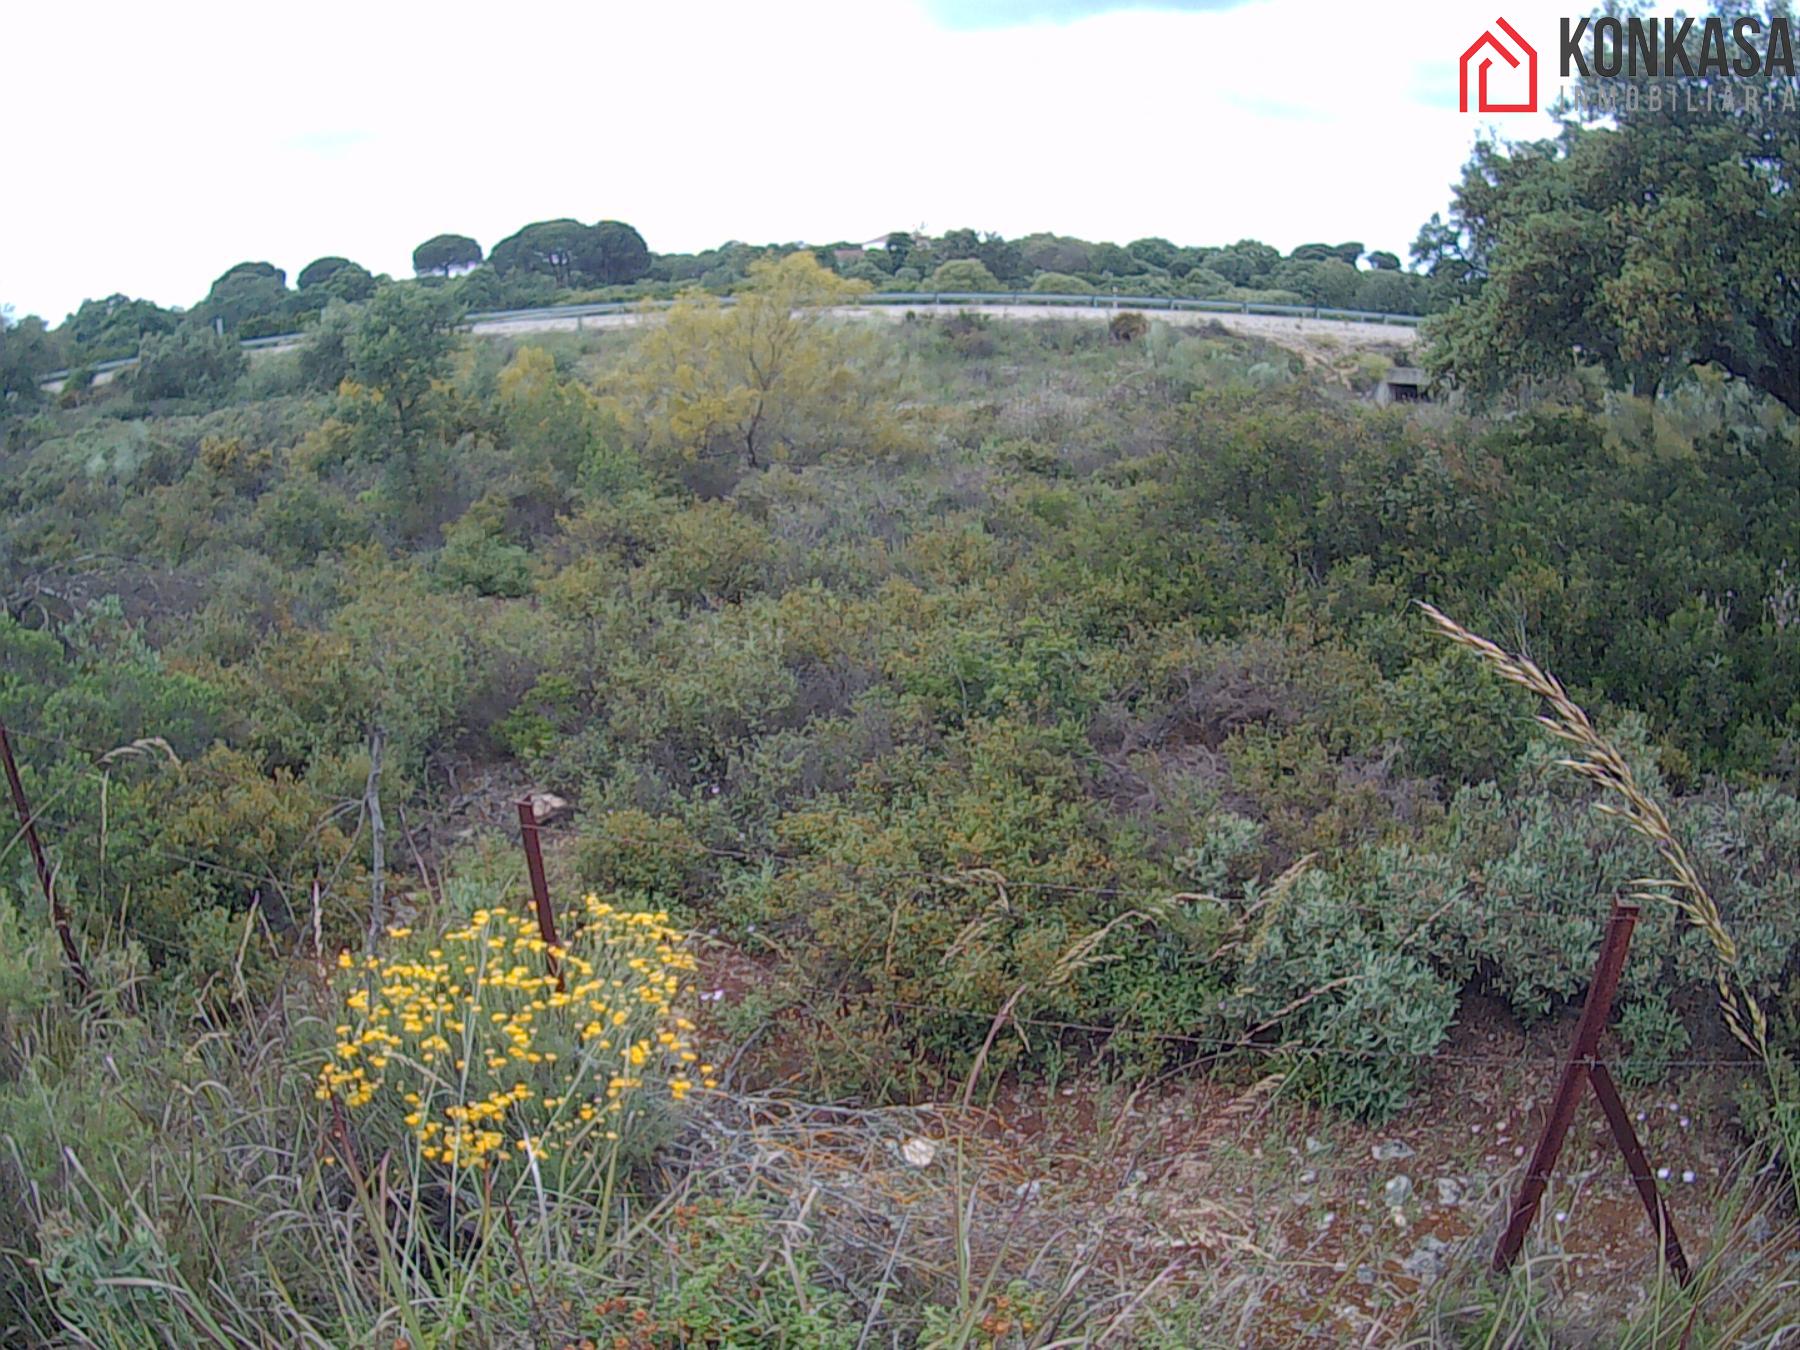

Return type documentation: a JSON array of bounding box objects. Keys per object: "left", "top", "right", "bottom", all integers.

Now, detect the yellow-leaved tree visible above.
[{"left": 609, "top": 253, "right": 906, "bottom": 479}]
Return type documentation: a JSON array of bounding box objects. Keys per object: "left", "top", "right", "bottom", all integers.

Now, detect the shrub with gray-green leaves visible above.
[
  {"left": 1225, "top": 868, "right": 1457, "bottom": 1120},
  {"left": 1373, "top": 725, "right": 1800, "bottom": 1079}
]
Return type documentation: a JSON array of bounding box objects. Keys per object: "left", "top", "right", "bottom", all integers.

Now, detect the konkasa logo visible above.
[
  {"left": 1459, "top": 14, "right": 1798, "bottom": 113},
  {"left": 1460, "top": 17, "right": 1539, "bottom": 113}
]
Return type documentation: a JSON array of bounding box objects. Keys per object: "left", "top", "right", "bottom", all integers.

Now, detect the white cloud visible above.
[{"left": 2, "top": 0, "right": 1579, "bottom": 321}]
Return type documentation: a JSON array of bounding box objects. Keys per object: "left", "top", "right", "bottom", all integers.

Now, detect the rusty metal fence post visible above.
[
  {"left": 1589, "top": 1059, "right": 1690, "bottom": 1284},
  {"left": 0, "top": 718, "right": 92, "bottom": 999},
  {"left": 1492, "top": 899, "right": 1689, "bottom": 1284},
  {"left": 515, "top": 798, "right": 563, "bottom": 990}
]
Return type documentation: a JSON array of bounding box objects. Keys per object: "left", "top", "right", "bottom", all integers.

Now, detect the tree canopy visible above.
[
  {"left": 1421, "top": 2, "right": 1800, "bottom": 414},
  {"left": 412, "top": 232, "right": 484, "bottom": 277},
  {"left": 131, "top": 323, "right": 247, "bottom": 402},
  {"left": 609, "top": 252, "right": 883, "bottom": 475},
  {"left": 489, "top": 218, "right": 652, "bottom": 288},
  {"left": 344, "top": 283, "right": 466, "bottom": 445},
  {"left": 197, "top": 262, "right": 293, "bottom": 336},
  {"left": 0, "top": 309, "right": 56, "bottom": 406},
  {"left": 298, "top": 257, "right": 376, "bottom": 304},
  {"left": 63, "top": 294, "right": 178, "bottom": 363},
  {"left": 298, "top": 257, "right": 355, "bottom": 290}
]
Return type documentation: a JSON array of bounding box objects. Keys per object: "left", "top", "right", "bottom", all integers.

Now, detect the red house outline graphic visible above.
[{"left": 1460, "top": 17, "right": 1538, "bottom": 113}]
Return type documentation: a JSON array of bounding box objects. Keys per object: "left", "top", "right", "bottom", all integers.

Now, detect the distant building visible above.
[{"left": 1373, "top": 365, "right": 1431, "bottom": 405}]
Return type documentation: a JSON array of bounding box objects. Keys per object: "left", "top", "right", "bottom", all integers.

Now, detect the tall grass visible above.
[{"left": 1423, "top": 603, "right": 1800, "bottom": 1217}]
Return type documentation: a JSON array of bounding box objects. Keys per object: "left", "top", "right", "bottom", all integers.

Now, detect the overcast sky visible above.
[{"left": 3, "top": 0, "right": 1582, "bottom": 322}]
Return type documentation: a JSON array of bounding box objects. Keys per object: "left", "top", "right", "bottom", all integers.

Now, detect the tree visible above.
[
  {"left": 1354, "top": 269, "right": 1428, "bottom": 315},
  {"left": 1030, "top": 272, "right": 1096, "bottom": 295},
  {"left": 488, "top": 219, "right": 651, "bottom": 288},
  {"left": 1207, "top": 240, "right": 1280, "bottom": 287},
  {"left": 198, "top": 262, "right": 292, "bottom": 336},
  {"left": 489, "top": 219, "right": 590, "bottom": 286},
  {"left": 1365, "top": 250, "right": 1401, "bottom": 272},
  {"left": 1127, "top": 237, "right": 1180, "bottom": 269},
  {"left": 1424, "top": 3, "right": 1800, "bottom": 414},
  {"left": 1087, "top": 242, "right": 1145, "bottom": 277},
  {"left": 453, "top": 266, "right": 508, "bottom": 310},
  {"left": 299, "top": 300, "right": 358, "bottom": 393},
  {"left": 938, "top": 227, "right": 982, "bottom": 260},
  {"left": 1269, "top": 259, "right": 1361, "bottom": 308},
  {"left": 132, "top": 324, "right": 246, "bottom": 403},
  {"left": 0, "top": 308, "right": 57, "bottom": 407},
  {"left": 579, "top": 220, "right": 651, "bottom": 285},
  {"left": 884, "top": 232, "right": 915, "bottom": 268},
  {"left": 62, "top": 294, "right": 178, "bottom": 363},
  {"left": 412, "top": 233, "right": 484, "bottom": 277},
  {"left": 611, "top": 252, "right": 886, "bottom": 473},
  {"left": 929, "top": 258, "right": 1001, "bottom": 292},
  {"left": 1178, "top": 266, "right": 1230, "bottom": 298},
  {"left": 1019, "top": 233, "right": 1092, "bottom": 275},
  {"left": 977, "top": 233, "right": 1026, "bottom": 284},
  {"left": 298, "top": 257, "right": 376, "bottom": 303},
  {"left": 298, "top": 257, "right": 353, "bottom": 290},
  {"left": 345, "top": 283, "right": 465, "bottom": 443},
  {"left": 1410, "top": 210, "right": 1482, "bottom": 304}
]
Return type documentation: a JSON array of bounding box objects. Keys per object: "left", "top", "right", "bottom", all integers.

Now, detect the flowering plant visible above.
[{"left": 317, "top": 894, "right": 713, "bottom": 1191}]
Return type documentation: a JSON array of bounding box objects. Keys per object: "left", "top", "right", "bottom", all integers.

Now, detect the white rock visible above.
[
  {"left": 526, "top": 791, "right": 573, "bottom": 825},
  {"left": 900, "top": 1137, "right": 938, "bottom": 1168},
  {"left": 1402, "top": 1236, "right": 1450, "bottom": 1286}
]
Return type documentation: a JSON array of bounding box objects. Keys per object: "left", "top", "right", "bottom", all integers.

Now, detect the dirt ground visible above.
[{"left": 690, "top": 959, "right": 1788, "bottom": 1346}]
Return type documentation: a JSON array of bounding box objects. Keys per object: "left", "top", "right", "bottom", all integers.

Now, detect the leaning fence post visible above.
[
  {"left": 516, "top": 798, "right": 563, "bottom": 990},
  {"left": 1493, "top": 899, "right": 1688, "bottom": 1283},
  {"left": 1589, "top": 1058, "right": 1690, "bottom": 1283},
  {"left": 1495, "top": 901, "right": 1637, "bottom": 1270},
  {"left": 0, "top": 718, "right": 93, "bottom": 999}
]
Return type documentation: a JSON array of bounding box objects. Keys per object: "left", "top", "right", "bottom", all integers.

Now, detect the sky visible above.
[{"left": 2, "top": 0, "right": 1583, "bottom": 323}]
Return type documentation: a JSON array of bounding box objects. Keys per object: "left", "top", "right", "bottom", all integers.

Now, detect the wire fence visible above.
[
  {"left": 0, "top": 720, "right": 1770, "bottom": 1074},
  {"left": 0, "top": 718, "right": 1715, "bottom": 925}
]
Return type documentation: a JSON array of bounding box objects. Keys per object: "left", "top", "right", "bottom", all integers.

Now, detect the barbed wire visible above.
[
  {"left": 690, "top": 978, "right": 1766, "bottom": 1070},
  {"left": 0, "top": 723, "right": 1744, "bottom": 938},
  {"left": 1, "top": 721, "right": 1772, "bottom": 1073}
]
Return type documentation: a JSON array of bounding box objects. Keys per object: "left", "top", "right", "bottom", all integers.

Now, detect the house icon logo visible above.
[{"left": 1460, "top": 17, "right": 1538, "bottom": 112}]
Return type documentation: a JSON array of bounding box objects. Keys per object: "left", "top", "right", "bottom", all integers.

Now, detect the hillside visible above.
[{"left": 3, "top": 243, "right": 1800, "bottom": 1342}]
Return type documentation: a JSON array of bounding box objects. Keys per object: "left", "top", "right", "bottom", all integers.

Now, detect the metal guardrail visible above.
[
  {"left": 40, "top": 292, "right": 1423, "bottom": 384},
  {"left": 463, "top": 292, "right": 1425, "bottom": 326}
]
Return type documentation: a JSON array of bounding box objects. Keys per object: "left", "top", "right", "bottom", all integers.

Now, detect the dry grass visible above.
[{"left": 1419, "top": 603, "right": 1765, "bottom": 1058}]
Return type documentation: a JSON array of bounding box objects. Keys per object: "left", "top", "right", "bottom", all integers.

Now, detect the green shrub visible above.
[
  {"left": 436, "top": 497, "right": 534, "bottom": 597},
  {"left": 1224, "top": 868, "right": 1456, "bottom": 1119},
  {"left": 929, "top": 258, "right": 1001, "bottom": 292},
  {"left": 577, "top": 809, "right": 710, "bottom": 905},
  {"left": 1029, "top": 272, "right": 1096, "bottom": 295},
  {"left": 131, "top": 325, "right": 247, "bottom": 404}
]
